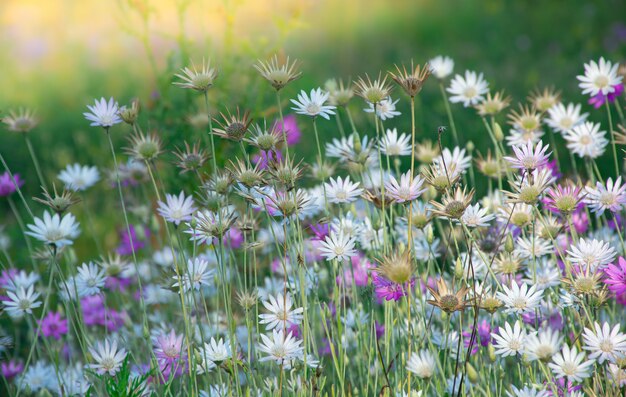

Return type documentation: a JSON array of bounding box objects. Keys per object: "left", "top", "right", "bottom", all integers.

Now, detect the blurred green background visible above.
[{"left": 1, "top": 0, "right": 625, "bottom": 257}]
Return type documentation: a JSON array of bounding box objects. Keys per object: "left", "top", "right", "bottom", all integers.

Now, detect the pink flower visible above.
[
  {"left": 0, "top": 172, "right": 23, "bottom": 197},
  {"left": 588, "top": 83, "right": 624, "bottom": 109},
  {"left": 153, "top": 330, "right": 187, "bottom": 381},
  {"left": 222, "top": 228, "right": 244, "bottom": 249},
  {"left": 272, "top": 114, "right": 301, "bottom": 146},
  {"left": 604, "top": 257, "right": 626, "bottom": 296},
  {"left": 372, "top": 272, "right": 414, "bottom": 302},
  {"left": 1, "top": 360, "right": 23, "bottom": 379},
  {"left": 336, "top": 255, "right": 370, "bottom": 288},
  {"left": 39, "top": 311, "right": 68, "bottom": 340}
]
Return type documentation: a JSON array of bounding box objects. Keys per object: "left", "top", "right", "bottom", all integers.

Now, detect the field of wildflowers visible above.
[{"left": 2, "top": 1, "right": 626, "bottom": 397}]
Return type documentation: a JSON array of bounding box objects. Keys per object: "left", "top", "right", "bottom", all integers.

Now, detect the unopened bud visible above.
[
  {"left": 466, "top": 141, "right": 475, "bottom": 153},
  {"left": 455, "top": 257, "right": 464, "bottom": 279},
  {"left": 504, "top": 234, "right": 514, "bottom": 253},
  {"left": 488, "top": 343, "right": 496, "bottom": 363},
  {"left": 493, "top": 122, "right": 504, "bottom": 142},
  {"left": 466, "top": 362, "right": 479, "bottom": 383}
]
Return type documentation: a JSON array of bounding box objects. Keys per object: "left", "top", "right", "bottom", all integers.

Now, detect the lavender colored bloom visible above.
[
  {"left": 1, "top": 360, "right": 23, "bottom": 379},
  {"left": 372, "top": 272, "right": 413, "bottom": 302},
  {"left": 309, "top": 223, "right": 330, "bottom": 241},
  {"left": 153, "top": 330, "right": 187, "bottom": 381},
  {"left": 117, "top": 225, "right": 149, "bottom": 256},
  {"left": 545, "top": 377, "right": 583, "bottom": 396},
  {"left": 0, "top": 269, "right": 19, "bottom": 288},
  {"left": 253, "top": 149, "right": 283, "bottom": 170},
  {"left": 604, "top": 257, "right": 626, "bottom": 296},
  {"left": 336, "top": 255, "right": 369, "bottom": 288},
  {"left": 0, "top": 172, "right": 23, "bottom": 197},
  {"left": 81, "top": 295, "right": 126, "bottom": 331},
  {"left": 39, "top": 311, "right": 68, "bottom": 340},
  {"left": 588, "top": 83, "right": 624, "bottom": 109},
  {"left": 273, "top": 114, "right": 301, "bottom": 146},
  {"left": 462, "top": 319, "right": 492, "bottom": 355},
  {"left": 222, "top": 228, "right": 244, "bottom": 249},
  {"left": 375, "top": 321, "right": 385, "bottom": 339}
]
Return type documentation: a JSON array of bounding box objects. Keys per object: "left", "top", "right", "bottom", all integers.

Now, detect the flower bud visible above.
[
  {"left": 466, "top": 362, "right": 479, "bottom": 383},
  {"left": 488, "top": 343, "right": 496, "bottom": 363},
  {"left": 493, "top": 122, "right": 504, "bottom": 141}
]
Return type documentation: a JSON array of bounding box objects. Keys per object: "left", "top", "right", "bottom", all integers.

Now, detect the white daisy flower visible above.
[
  {"left": 584, "top": 177, "right": 626, "bottom": 215},
  {"left": 564, "top": 121, "right": 608, "bottom": 159},
  {"left": 447, "top": 70, "right": 489, "bottom": 107},
  {"left": 290, "top": 88, "right": 336, "bottom": 120},
  {"left": 582, "top": 322, "right": 626, "bottom": 364},
  {"left": 496, "top": 281, "right": 544, "bottom": 314},
  {"left": 384, "top": 171, "right": 427, "bottom": 203},
  {"left": 504, "top": 140, "right": 551, "bottom": 171},
  {"left": 258, "top": 329, "right": 304, "bottom": 364},
  {"left": 324, "top": 175, "right": 363, "bottom": 203},
  {"left": 434, "top": 147, "right": 472, "bottom": 175},
  {"left": 524, "top": 259, "right": 561, "bottom": 290},
  {"left": 259, "top": 293, "right": 304, "bottom": 331},
  {"left": 545, "top": 103, "right": 588, "bottom": 134},
  {"left": 331, "top": 212, "right": 363, "bottom": 239},
  {"left": 157, "top": 191, "right": 197, "bottom": 226},
  {"left": 379, "top": 128, "right": 411, "bottom": 156},
  {"left": 577, "top": 57, "right": 623, "bottom": 96},
  {"left": 19, "top": 361, "right": 58, "bottom": 393},
  {"left": 173, "top": 258, "right": 215, "bottom": 292},
  {"left": 25, "top": 211, "right": 80, "bottom": 248},
  {"left": 548, "top": 344, "right": 595, "bottom": 382},
  {"left": 83, "top": 97, "right": 122, "bottom": 128},
  {"left": 87, "top": 339, "right": 127, "bottom": 376},
  {"left": 429, "top": 55, "right": 454, "bottom": 79},
  {"left": 406, "top": 350, "right": 437, "bottom": 379},
  {"left": 58, "top": 164, "right": 100, "bottom": 191},
  {"left": 514, "top": 237, "right": 553, "bottom": 260},
  {"left": 492, "top": 321, "right": 528, "bottom": 357},
  {"left": 364, "top": 96, "right": 401, "bottom": 120},
  {"left": 525, "top": 327, "right": 562, "bottom": 362},
  {"left": 319, "top": 232, "right": 357, "bottom": 262},
  {"left": 566, "top": 238, "right": 616, "bottom": 270},
  {"left": 458, "top": 203, "right": 495, "bottom": 228},
  {"left": 3, "top": 285, "right": 41, "bottom": 318},
  {"left": 76, "top": 262, "right": 107, "bottom": 297},
  {"left": 2, "top": 270, "right": 39, "bottom": 291},
  {"left": 199, "top": 337, "right": 232, "bottom": 364},
  {"left": 506, "top": 127, "right": 544, "bottom": 147},
  {"left": 506, "top": 385, "right": 549, "bottom": 397}
]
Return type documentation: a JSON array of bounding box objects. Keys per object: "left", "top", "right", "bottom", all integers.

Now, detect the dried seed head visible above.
[
  {"left": 354, "top": 74, "right": 392, "bottom": 104},
  {"left": 528, "top": 87, "right": 561, "bottom": 112},
  {"left": 475, "top": 91, "right": 511, "bottom": 116},
  {"left": 245, "top": 124, "right": 283, "bottom": 152},
  {"left": 228, "top": 159, "right": 265, "bottom": 188},
  {"left": 375, "top": 249, "right": 413, "bottom": 284},
  {"left": 254, "top": 55, "right": 301, "bottom": 91},
  {"left": 33, "top": 185, "right": 80, "bottom": 215},
  {"left": 325, "top": 79, "right": 354, "bottom": 106},
  {"left": 414, "top": 140, "right": 440, "bottom": 164},
  {"left": 2, "top": 108, "right": 38, "bottom": 133},
  {"left": 430, "top": 187, "right": 475, "bottom": 219},
  {"left": 508, "top": 105, "right": 542, "bottom": 133},
  {"left": 267, "top": 156, "right": 305, "bottom": 190},
  {"left": 388, "top": 61, "right": 431, "bottom": 97},
  {"left": 173, "top": 142, "right": 209, "bottom": 174},
  {"left": 119, "top": 99, "right": 140, "bottom": 125},
  {"left": 174, "top": 58, "right": 218, "bottom": 92},
  {"left": 126, "top": 131, "right": 162, "bottom": 161},
  {"left": 213, "top": 107, "right": 252, "bottom": 142}
]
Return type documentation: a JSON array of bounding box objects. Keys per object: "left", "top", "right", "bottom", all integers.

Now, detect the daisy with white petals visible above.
[
  {"left": 384, "top": 171, "right": 427, "bottom": 203},
  {"left": 258, "top": 330, "right": 304, "bottom": 364},
  {"left": 406, "top": 350, "right": 437, "bottom": 379},
  {"left": 577, "top": 57, "right": 622, "bottom": 96},
  {"left": 545, "top": 103, "right": 588, "bottom": 134},
  {"left": 3, "top": 285, "right": 41, "bottom": 318},
  {"left": 564, "top": 121, "right": 608, "bottom": 159},
  {"left": 364, "top": 97, "right": 401, "bottom": 120},
  {"left": 584, "top": 177, "right": 626, "bottom": 215},
  {"left": 447, "top": 70, "right": 489, "bottom": 107},
  {"left": 291, "top": 88, "right": 336, "bottom": 120},
  {"left": 259, "top": 294, "right": 304, "bottom": 331},
  {"left": 496, "top": 281, "right": 544, "bottom": 314},
  {"left": 87, "top": 339, "right": 127, "bottom": 376},
  {"left": 582, "top": 322, "right": 626, "bottom": 364},
  {"left": 157, "top": 191, "right": 197, "bottom": 226},
  {"left": 324, "top": 176, "right": 363, "bottom": 203},
  {"left": 83, "top": 97, "right": 122, "bottom": 128},
  {"left": 566, "top": 238, "right": 616, "bottom": 270},
  {"left": 26, "top": 211, "right": 80, "bottom": 248},
  {"left": 319, "top": 232, "right": 357, "bottom": 262},
  {"left": 429, "top": 55, "right": 454, "bottom": 79},
  {"left": 492, "top": 321, "right": 528, "bottom": 357},
  {"left": 458, "top": 203, "right": 495, "bottom": 227},
  {"left": 548, "top": 344, "right": 595, "bottom": 382},
  {"left": 379, "top": 128, "right": 411, "bottom": 156},
  {"left": 58, "top": 164, "right": 100, "bottom": 191}
]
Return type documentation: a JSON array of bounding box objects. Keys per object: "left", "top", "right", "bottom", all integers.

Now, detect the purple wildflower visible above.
[
  {"left": 272, "top": 114, "right": 301, "bottom": 145},
  {"left": 588, "top": 83, "right": 624, "bottom": 108},
  {"left": 117, "top": 224, "right": 149, "bottom": 256},
  {"left": 39, "top": 311, "right": 69, "bottom": 340},
  {"left": 0, "top": 172, "right": 23, "bottom": 197},
  {"left": 1, "top": 360, "right": 23, "bottom": 380},
  {"left": 153, "top": 330, "right": 187, "bottom": 381},
  {"left": 604, "top": 257, "right": 626, "bottom": 296}
]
